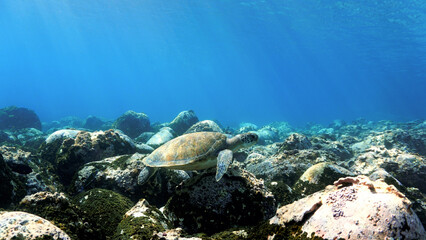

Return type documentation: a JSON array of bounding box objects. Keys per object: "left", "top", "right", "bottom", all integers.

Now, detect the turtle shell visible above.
[{"left": 143, "top": 132, "right": 227, "bottom": 170}]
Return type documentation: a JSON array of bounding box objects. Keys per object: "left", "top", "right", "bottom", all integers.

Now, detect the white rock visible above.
[{"left": 0, "top": 211, "right": 71, "bottom": 240}]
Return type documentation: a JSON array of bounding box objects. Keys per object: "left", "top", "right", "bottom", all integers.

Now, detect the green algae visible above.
[
  {"left": 17, "top": 193, "right": 99, "bottom": 240},
  {"left": 113, "top": 216, "right": 164, "bottom": 240},
  {"left": 73, "top": 188, "right": 134, "bottom": 239}
]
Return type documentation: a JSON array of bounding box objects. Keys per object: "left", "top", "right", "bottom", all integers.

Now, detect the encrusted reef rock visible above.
[
  {"left": 146, "top": 127, "right": 175, "bottom": 148},
  {"left": 280, "top": 133, "right": 312, "bottom": 151},
  {"left": 113, "top": 110, "right": 150, "bottom": 138},
  {"left": 270, "top": 175, "right": 426, "bottom": 239},
  {"left": 164, "top": 167, "right": 276, "bottom": 235},
  {"left": 0, "top": 145, "right": 33, "bottom": 174},
  {"left": 39, "top": 129, "right": 137, "bottom": 185},
  {"left": 185, "top": 120, "right": 223, "bottom": 134},
  {"left": 350, "top": 146, "right": 426, "bottom": 192},
  {"left": 293, "top": 162, "right": 354, "bottom": 197},
  {"left": 71, "top": 153, "right": 189, "bottom": 205},
  {"left": 18, "top": 191, "right": 99, "bottom": 240},
  {"left": 73, "top": 188, "right": 134, "bottom": 239},
  {"left": 0, "top": 145, "right": 60, "bottom": 195},
  {"left": 0, "top": 106, "right": 42, "bottom": 130},
  {"left": 0, "top": 153, "right": 26, "bottom": 208},
  {"left": 168, "top": 110, "right": 199, "bottom": 135},
  {"left": 0, "top": 211, "right": 71, "bottom": 240},
  {"left": 113, "top": 199, "right": 170, "bottom": 240}
]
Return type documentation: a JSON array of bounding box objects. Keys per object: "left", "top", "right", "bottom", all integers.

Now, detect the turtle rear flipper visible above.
[{"left": 215, "top": 149, "right": 233, "bottom": 181}]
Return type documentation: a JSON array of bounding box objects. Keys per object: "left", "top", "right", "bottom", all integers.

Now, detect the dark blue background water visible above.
[{"left": 1, "top": 0, "right": 425, "bottom": 127}]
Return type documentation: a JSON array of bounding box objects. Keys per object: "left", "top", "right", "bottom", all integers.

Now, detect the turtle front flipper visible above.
[
  {"left": 137, "top": 166, "right": 157, "bottom": 185},
  {"left": 215, "top": 149, "right": 233, "bottom": 181}
]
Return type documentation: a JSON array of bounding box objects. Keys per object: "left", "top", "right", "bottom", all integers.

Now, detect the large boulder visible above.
[
  {"left": 270, "top": 176, "right": 426, "bottom": 239},
  {"left": 83, "top": 115, "right": 111, "bottom": 130},
  {"left": 292, "top": 162, "right": 354, "bottom": 197},
  {"left": 185, "top": 120, "right": 223, "bottom": 134},
  {"left": 164, "top": 167, "right": 276, "bottom": 235},
  {"left": 39, "top": 129, "right": 137, "bottom": 185},
  {"left": 0, "top": 106, "right": 42, "bottom": 130},
  {"left": 168, "top": 110, "right": 198, "bottom": 135},
  {"left": 18, "top": 191, "right": 100, "bottom": 240},
  {"left": 280, "top": 133, "right": 312, "bottom": 151},
  {"left": 0, "top": 211, "right": 71, "bottom": 240},
  {"left": 146, "top": 127, "right": 175, "bottom": 148},
  {"left": 113, "top": 110, "right": 150, "bottom": 138},
  {"left": 71, "top": 153, "right": 189, "bottom": 205},
  {"left": 73, "top": 189, "right": 134, "bottom": 239}
]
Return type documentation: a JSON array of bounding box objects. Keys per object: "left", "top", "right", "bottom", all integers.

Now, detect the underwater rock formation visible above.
[
  {"left": 0, "top": 153, "right": 26, "bottom": 208},
  {"left": 292, "top": 162, "right": 354, "bottom": 197},
  {"left": 71, "top": 153, "right": 189, "bottom": 204},
  {"left": 0, "top": 145, "right": 60, "bottom": 196},
  {"left": 73, "top": 188, "right": 134, "bottom": 239},
  {"left": 113, "top": 199, "right": 171, "bottom": 239},
  {"left": 0, "top": 106, "right": 42, "bottom": 130},
  {"left": 164, "top": 166, "right": 276, "bottom": 235},
  {"left": 0, "top": 211, "right": 71, "bottom": 240},
  {"left": 18, "top": 191, "right": 99, "bottom": 240},
  {"left": 350, "top": 146, "right": 426, "bottom": 192},
  {"left": 39, "top": 129, "right": 137, "bottom": 185},
  {"left": 146, "top": 127, "right": 175, "bottom": 148},
  {"left": 83, "top": 115, "right": 111, "bottom": 130},
  {"left": 270, "top": 175, "right": 426, "bottom": 239},
  {"left": 185, "top": 120, "right": 223, "bottom": 134},
  {"left": 168, "top": 110, "right": 199, "bottom": 135},
  {"left": 280, "top": 133, "right": 312, "bottom": 151},
  {"left": 113, "top": 110, "right": 150, "bottom": 138},
  {"left": 0, "top": 146, "right": 33, "bottom": 174}
]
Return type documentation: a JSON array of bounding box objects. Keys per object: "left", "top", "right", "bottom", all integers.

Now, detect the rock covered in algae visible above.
[
  {"left": 280, "top": 133, "right": 312, "bottom": 151},
  {"left": 168, "top": 110, "right": 199, "bottom": 135},
  {"left": 18, "top": 191, "right": 100, "bottom": 240},
  {"left": 185, "top": 120, "right": 223, "bottom": 134},
  {"left": 73, "top": 188, "right": 134, "bottom": 239},
  {"left": 71, "top": 153, "right": 189, "bottom": 205},
  {"left": 293, "top": 162, "right": 354, "bottom": 196},
  {"left": 350, "top": 146, "right": 426, "bottom": 192},
  {"left": 113, "top": 199, "right": 170, "bottom": 240},
  {"left": 270, "top": 175, "right": 426, "bottom": 239},
  {"left": 0, "top": 152, "right": 26, "bottom": 208},
  {"left": 39, "top": 129, "right": 137, "bottom": 185},
  {"left": 113, "top": 110, "right": 150, "bottom": 138},
  {"left": 164, "top": 166, "right": 276, "bottom": 235},
  {"left": 0, "top": 211, "right": 71, "bottom": 240},
  {"left": 0, "top": 106, "right": 42, "bottom": 130}
]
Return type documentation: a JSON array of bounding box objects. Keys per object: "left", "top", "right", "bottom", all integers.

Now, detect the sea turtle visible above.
[{"left": 138, "top": 131, "right": 258, "bottom": 184}]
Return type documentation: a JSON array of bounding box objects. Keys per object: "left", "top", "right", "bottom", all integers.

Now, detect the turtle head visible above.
[{"left": 227, "top": 132, "right": 258, "bottom": 151}]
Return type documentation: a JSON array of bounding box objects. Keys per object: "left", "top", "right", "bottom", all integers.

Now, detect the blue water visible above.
[{"left": 1, "top": 0, "right": 425, "bottom": 127}]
